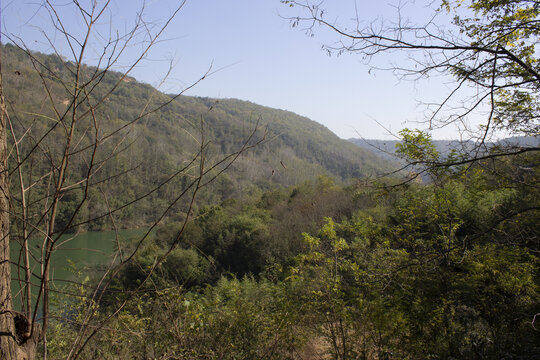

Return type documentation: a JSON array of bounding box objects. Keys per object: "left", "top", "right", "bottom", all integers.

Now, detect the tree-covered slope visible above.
[{"left": 2, "top": 44, "right": 390, "bottom": 229}]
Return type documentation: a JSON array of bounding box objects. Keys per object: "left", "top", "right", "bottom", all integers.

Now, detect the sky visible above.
[{"left": 1, "top": 0, "right": 463, "bottom": 140}]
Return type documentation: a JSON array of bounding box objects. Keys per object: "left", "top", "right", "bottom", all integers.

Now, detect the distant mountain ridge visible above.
[{"left": 348, "top": 136, "right": 540, "bottom": 162}]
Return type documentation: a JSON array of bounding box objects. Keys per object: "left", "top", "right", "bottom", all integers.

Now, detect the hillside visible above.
[{"left": 2, "top": 44, "right": 391, "bottom": 230}]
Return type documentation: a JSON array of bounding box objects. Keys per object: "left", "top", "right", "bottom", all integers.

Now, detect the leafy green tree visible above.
[
  {"left": 283, "top": 0, "right": 539, "bottom": 169},
  {"left": 287, "top": 218, "right": 410, "bottom": 359},
  {"left": 284, "top": 168, "right": 539, "bottom": 358}
]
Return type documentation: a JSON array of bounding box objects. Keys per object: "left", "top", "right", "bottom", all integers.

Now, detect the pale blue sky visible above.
[{"left": 2, "top": 0, "right": 460, "bottom": 140}]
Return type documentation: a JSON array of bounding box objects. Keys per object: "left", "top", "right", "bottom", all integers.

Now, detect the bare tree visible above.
[
  {"left": 0, "top": 1, "right": 266, "bottom": 359},
  {"left": 282, "top": 0, "right": 540, "bottom": 174}
]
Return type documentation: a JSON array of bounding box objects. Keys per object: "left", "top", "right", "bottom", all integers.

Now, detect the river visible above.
[{"left": 10, "top": 229, "right": 148, "bottom": 310}]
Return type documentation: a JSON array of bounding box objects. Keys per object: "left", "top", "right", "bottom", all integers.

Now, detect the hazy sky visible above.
[{"left": 2, "top": 0, "right": 461, "bottom": 140}]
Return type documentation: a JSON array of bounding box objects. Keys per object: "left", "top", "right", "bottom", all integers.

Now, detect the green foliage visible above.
[
  {"left": 287, "top": 218, "right": 410, "bottom": 359},
  {"left": 108, "top": 176, "right": 369, "bottom": 292},
  {"left": 443, "top": 0, "right": 540, "bottom": 136},
  {"left": 3, "top": 43, "right": 391, "bottom": 235},
  {"left": 45, "top": 162, "right": 539, "bottom": 358},
  {"left": 396, "top": 128, "right": 439, "bottom": 163},
  {"left": 286, "top": 172, "right": 539, "bottom": 357},
  {"left": 163, "top": 248, "right": 211, "bottom": 288},
  {"left": 48, "top": 276, "right": 302, "bottom": 359}
]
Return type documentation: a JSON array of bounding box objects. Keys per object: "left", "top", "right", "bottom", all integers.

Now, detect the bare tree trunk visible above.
[
  {"left": 1, "top": 1, "right": 265, "bottom": 357},
  {"left": 0, "top": 59, "right": 39, "bottom": 360}
]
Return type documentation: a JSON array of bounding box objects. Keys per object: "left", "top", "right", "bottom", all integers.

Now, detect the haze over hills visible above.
[
  {"left": 348, "top": 138, "right": 476, "bottom": 163},
  {"left": 348, "top": 136, "right": 540, "bottom": 163},
  {"left": 2, "top": 44, "right": 392, "bottom": 229}
]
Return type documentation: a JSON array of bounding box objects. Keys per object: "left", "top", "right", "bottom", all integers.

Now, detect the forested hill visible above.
[
  {"left": 2, "top": 44, "right": 390, "bottom": 229},
  {"left": 169, "top": 96, "right": 390, "bottom": 181}
]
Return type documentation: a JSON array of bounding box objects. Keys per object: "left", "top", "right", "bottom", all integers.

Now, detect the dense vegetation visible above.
[
  {"left": 2, "top": 43, "right": 388, "bottom": 232},
  {"left": 44, "top": 147, "right": 539, "bottom": 358}
]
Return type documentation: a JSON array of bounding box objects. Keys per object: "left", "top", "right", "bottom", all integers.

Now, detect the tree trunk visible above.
[{"left": 0, "top": 52, "right": 39, "bottom": 360}]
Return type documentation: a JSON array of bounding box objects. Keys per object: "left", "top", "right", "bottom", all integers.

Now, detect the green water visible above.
[
  {"left": 48, "top": 229, "right": 145, "bottom": 278},
  {"left": 11, "top": 229, "right": 147, "bottom": 310}
]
